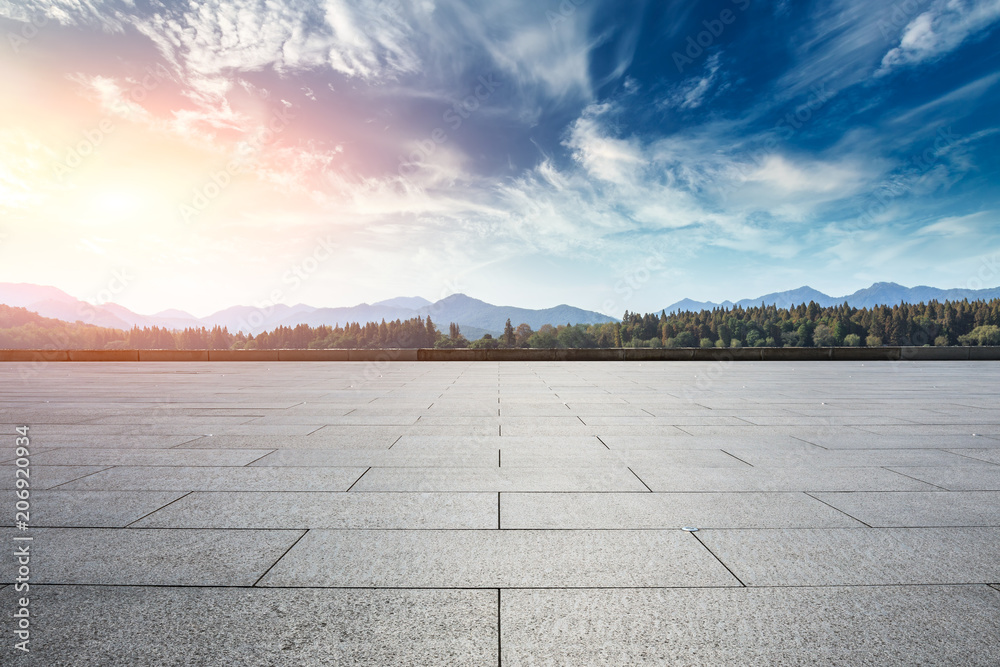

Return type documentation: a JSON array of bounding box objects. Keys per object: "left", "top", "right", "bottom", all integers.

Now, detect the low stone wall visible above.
[{"left": 1, "top": 347, "right": 999, "bottom": 361}]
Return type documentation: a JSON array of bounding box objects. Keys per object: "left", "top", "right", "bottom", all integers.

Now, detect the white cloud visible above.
[
  {"left": 743, "top": 154, "right": 866, "bottom": 196},
  {"left": 917, "top": 211, "right": 992, "bottom": 236},
  {"left": 878, "top": 0, "right": 1000, "bottom": 74},
  {"left": 661, "top": 52, "right": 723, "bottom": 111},
  {"left": 889, "top": 71, "right": 1000, "bottom": 125},
  {"left": 564, "top": 107, "right": 645, "bottom": 185}
]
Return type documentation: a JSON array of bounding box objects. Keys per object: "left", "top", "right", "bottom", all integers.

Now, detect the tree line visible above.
[
  {"left": 2, "top": 299, "right": 999, "bottom": 350},
  {"left": 617, "top": 299, "right": 1000, "bottom": 348}
]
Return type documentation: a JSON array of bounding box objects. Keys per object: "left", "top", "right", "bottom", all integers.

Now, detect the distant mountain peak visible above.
[
  {"left": 153, "top": 309, "right": 197, "bottom": 319},
  {"left": 373, "top": 296, "right": 433, "bottom": 310},
  {"left": 661, "top": 282, "right": 1000, "bottom": 314}
]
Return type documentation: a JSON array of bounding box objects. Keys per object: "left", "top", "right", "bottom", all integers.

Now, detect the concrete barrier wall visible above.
[
  {"left": 0, "top": 350, "right": 70, "bottom": 362},
  {"left": 208, "top": 350, "right": 280, "bottom": 361},
  {"left": 348, "top": 349, "right": 419, "bottom": 362},
  {"left": 67, "top": 350, "right": 139, "bottom": 361},
  {"left": 1, "top": 347, "right": 999, "bottom": 361},
  {"left": 139, "top": 350, "right": 209, "bottom": 362},
  {"left": 899, "top": 347, "right": 969, "bottom": 361},
  {"left": 419, "top": 349, "right": 487, "bottom": 361},
  {"left": 278, "top": 350, "right": 350, "bottom": 361}
]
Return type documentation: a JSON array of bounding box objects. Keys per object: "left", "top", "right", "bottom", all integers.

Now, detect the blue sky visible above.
[{"left": 1, "top": 0, "right": 999, "bottom": 316}]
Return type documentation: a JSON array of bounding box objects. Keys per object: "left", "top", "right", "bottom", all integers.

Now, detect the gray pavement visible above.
[{"left": 2, "top": 360, "right": 999, "bottom": 665}]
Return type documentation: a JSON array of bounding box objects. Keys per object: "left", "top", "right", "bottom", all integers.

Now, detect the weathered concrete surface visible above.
[{"left": 2, "top": 360, "right": 999, "bottom": 664}]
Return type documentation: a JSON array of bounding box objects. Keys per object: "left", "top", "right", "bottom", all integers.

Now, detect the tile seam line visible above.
[
  {"left": 881, "top": 467, "right": 951, "bottom": 490},
  {"left": 719, "top": 449, "right": 754, "bottom": 467},
  {"left": 788, "top": 435, "right": 829, "bottom": 450},
  {"left": 802, "top": 492, "right": 873, "bottom": 528},
  {"left": 497, "top": 588, "right": 502, "bottom": 667},
  {"left": 13, "top": 582, "right": 998, "bottom": 591},
  {"left": 243, "top": 449, "right": 278, "bottom": 467},
  {"left": 123, "top": 490, "right": 196, "bottom": 528},
  {"left": 691, "top": 532, "right": 746, "bottom": 587},
  {"left": 940, "top": 449, "right": 1000, "bottom": 466},
  {"left": 45, "top": 465, "right": 117, "bottom": 490},
  {"left": 626, "top": 466, "right": 653, "bottom": 492},
  {"left": 345, "top": 467, "right": 371, "bottom": 492},
  {"left": 252, "top": 529, "right": 310, "bottom": 587}
]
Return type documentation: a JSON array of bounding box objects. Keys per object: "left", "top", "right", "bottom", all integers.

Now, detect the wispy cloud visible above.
[
  {"left": 661, "top": 52, "right": 724, "bottom": 110},
  {"left": 878, "top": 0, "right": 1000, "bottom": 75}
]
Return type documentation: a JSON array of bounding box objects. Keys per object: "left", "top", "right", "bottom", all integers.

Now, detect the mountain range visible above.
[
  {"left": 2, "top": 281, "right": 998, "bottom": 338},
  {"left": 659, "top": 282, "right": 1000, "bottom": 314},
  {"left": 0, "top": 283, "right": 616, "bottom": 337}
]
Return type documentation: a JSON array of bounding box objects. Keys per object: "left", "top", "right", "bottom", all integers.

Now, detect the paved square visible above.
[{"left": 3, "top": 360, "right": 999, "bottom": 664}]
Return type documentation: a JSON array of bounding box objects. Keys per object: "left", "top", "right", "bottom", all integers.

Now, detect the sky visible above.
[{"left": 1, "top": 0, "right": 999, "bottom": 318}]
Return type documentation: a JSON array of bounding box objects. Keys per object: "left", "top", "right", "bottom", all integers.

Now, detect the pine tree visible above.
[{"left": 502, "top": 319, "right": 515, "bottom": 347}]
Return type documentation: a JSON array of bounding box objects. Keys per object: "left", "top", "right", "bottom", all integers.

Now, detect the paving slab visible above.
[
  {"left": 698, "top": 527, "right": 1000, "bottom": 585},
  {"left": 393, "top": 435, "right": 608, "bottom": 452},
  {"left": 501, "top": 492, "right": 861, "bottom": 529},
  {"left": 350, "top": 466, "right": 649, "bottom": 492},
  {"left": 249, "top": 448, "right": 498, "bottom": 468},
  {"left": 29, "top": 447, "right": 274, "bottom": 467},
  {"left": 885, "top": 465, "right": 1000, "bottom": 490},
  {"left": 83, "top": 415, "right": 258, "bottom": 425},
  {"left": 498, "top": 448, "right": 747, "bottom": 468},
  {"left": 501, "top": 585, "right": 1000, "bottom": 666},
  {"left": 812, "top": 491, "right": 1000, "bottom": 527},
  {"left": 0, "top": 586, "right": 498, "bottom": 667},
  {"left": 596, "top": 435, "right": 805, "bottom": 450},
  {"left": 736, "top": 415, "right": 916, "bottom": 425},
  {"left": 792, "top": 433, "right": 992, "bottom": 449},
  {"left": 946, "top": 448, "right": 1000, "bottom": 464},
  {"left": 578, "top": 415, "right": 751, "bottom": 426},
  {"left": 0, "top": 490, "right": 186, "bottom": 527},
  {"left": 628, "top": 465, "right": 939, "bottom": 492},
  {"left": 179, "top": 432, "right": 401, "bottom": 449},
  {"left": 195, "top": 424, "right": 324, "bottom": 436},
  {"left": 858, "top": 424, "right": 1000, "bottom": 436},
  {"left": 134, "top": 491, "right": 497, "bottom": 529},
  {"left": 15, "top": 434, "right": 206, "bottom": 449},
  {"left": 55, "top": 466, "right": 368, "bottom": 491},
  {"left": 260, "top": 529, "right": 740, "bottom": 588},
  {"left": 0, "top": 446, "right": 59, "bottom": 463},
  {"left": 0, "top": 465, "right": 111, "bottom": 489},
  {"left": 0, "top": 528, "right": 303, "bottom": 586},
  {"left": 723, "top": 446, "right": 974, "bottom": 467}
]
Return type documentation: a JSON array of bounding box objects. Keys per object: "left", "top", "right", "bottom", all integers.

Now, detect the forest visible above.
[{"left": 1, "top": 299, "right": 999, "bottom": 350}]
